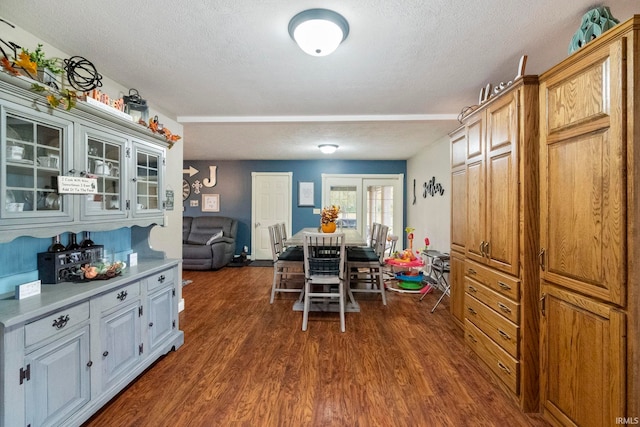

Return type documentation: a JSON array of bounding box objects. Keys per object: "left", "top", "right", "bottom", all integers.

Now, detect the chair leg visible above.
[
  {"left": 339, "top": 281, "right": 345, "bottom": 332},
  {"left": 270, "top": 266, "right": 279, "bottom": 304},
  {"left": 376, "top": 268, "right": 387, "bottom": 305},
  {"left": 302, "top": 281, "right": 310, "bottom": 331}
]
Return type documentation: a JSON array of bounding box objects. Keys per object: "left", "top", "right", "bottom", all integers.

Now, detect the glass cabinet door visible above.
[
  {"left": 2, "top": 107, "right": 72, "bottom": 221},
  {"left": 81, "top": 127, "right": 126, "bottom": 219},
  {"left": 133, "top": 142, "right": 164, "bottom": 215}
]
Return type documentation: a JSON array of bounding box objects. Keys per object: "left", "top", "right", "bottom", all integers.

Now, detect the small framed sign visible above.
[
  {"left": 57, "top": 176, "right": 98, "bottom": 194},
  {"left": 298, "top": 181, "right": 314, "bottom": 207},
  {"left": 165, "top": 190, "right": 174, "bottom": 210},
  {"left": 202, "top": 193, "right": 220, "bottom": 212}
]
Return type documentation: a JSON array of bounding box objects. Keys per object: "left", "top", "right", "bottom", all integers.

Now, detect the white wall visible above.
[
  {"left": 0, "top": 23, "right": 183, "bottom": 262},
  {"left": 406, "top": 135, "right": 451, "bottom": 254}
]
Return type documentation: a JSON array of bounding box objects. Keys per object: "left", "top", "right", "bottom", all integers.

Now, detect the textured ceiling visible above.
[{"left": 0, "top": 1, "right": 637, "bottom": 160}]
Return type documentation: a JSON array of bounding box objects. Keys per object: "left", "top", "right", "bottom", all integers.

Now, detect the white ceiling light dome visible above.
[
  {"left": 288, "top": 9, "right": 349, "bottom": 56},
  {"left": 318, "top": 144, "right": 339, "bottom": 154}
]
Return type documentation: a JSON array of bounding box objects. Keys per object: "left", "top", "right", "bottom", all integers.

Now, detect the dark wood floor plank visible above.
[{"left": 83, "top": 267, "right": 549, "bottom": 427}]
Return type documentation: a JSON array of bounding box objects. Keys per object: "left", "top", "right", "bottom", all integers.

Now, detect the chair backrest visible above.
[
  {"left": 278, "top": 222, "right": 288, "bottom": 245},
  {"left": 369, "top": 222, "right": 381, "bottom": 248},
  {"left": 302, "top": 232, "right": 346, "bottom": 279},
  {"left": 386, "top": 234, "right": 398, "bottom": 257},
  {"left": 375, "top": 225, "right": 389, "bottom": 263},
  {"left": 268, "top": 223, "right": 284, "bottom": 262}
]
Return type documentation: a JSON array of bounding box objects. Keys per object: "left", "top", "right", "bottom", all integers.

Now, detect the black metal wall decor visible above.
[
  {"left": 63, "top": 56, "right": 102, "bottom": 91},
  {"left": 423, "top": 176, "right": 445, "bottom": 198}
]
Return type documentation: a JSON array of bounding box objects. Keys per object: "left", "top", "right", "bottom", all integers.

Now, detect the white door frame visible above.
[{"left": 251, "top": 172, "right": 293, "bottom": 260}]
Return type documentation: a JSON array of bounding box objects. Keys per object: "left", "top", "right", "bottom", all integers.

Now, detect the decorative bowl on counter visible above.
[{"left": 79, "top": 261, "right": 126, "bottom": 280}]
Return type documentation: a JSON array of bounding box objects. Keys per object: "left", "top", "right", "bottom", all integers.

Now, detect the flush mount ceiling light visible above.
[
  {"left": 288, "top": 9, "right": 349, "bottom": 56},
  {"left": 318, "top": 144, "right": 339, "bottom": 154}
]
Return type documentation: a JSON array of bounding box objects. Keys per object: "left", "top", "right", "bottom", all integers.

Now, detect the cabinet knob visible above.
[
  {"left": 467, "top": 268, "right": 476, "bottom": 275},
  {"left": 158, "top": 275, "right": 165, "bottom": 283},
  {"left": 103, "top": 351, "right": 109, "bottom": 357},
  {"left": 87, "top": 361, "right": 93, "bottom": 367},
  {"left": 149, "top": 322, "right": 154, "bottom": 328},
  {"left": 467, "top": 285, "right": 477, "bottom": 293},
  {"left": 467, "top": 307, "right": 477, "bottom": 315}
]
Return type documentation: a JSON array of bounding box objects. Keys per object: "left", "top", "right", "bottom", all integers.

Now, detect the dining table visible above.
[
  {"left": 287, "top": 227, "right": 366, "bottom": 313},
  {"left": 285, "top": 227, "right": 366, "bottom": 247}
]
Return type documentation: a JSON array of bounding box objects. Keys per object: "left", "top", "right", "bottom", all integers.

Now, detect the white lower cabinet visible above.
[
  {"left": 99, "top": 300, "right": 142, "bottom": 391},
  {"left": 0, "top": 260, "right": 183, "bottom": 427},
  {"left": 25, "top": 325, "right": 91, "bottom": 427}
]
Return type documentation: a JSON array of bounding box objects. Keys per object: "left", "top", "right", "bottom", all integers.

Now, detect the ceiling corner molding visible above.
[{"left": 177, "top": 114, "right": 459, "bottom": 124}]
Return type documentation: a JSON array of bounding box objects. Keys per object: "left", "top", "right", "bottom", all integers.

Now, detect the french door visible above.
[{"left": 321, "top": 174, "right": 403, "bottom": 243}]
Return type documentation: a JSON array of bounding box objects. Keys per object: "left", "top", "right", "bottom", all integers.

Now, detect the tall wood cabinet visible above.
[
  {"left": 538, "top": 16, "right": 639, "bottom": 426},
  {"left": 452, "top": 77, "right": 540, "bottom": 412},
  {"left": 449, "top": 126, "right": 467, "bottom": 326}
]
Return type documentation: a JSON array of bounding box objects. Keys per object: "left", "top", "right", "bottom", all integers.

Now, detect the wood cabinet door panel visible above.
[
  {"left": 466, "top": 114, "right": 483, "bottom": 161},
  {"left": 466, "top": 160, "right": 484, "bottom": 263},
  {"left": 486, "top": 151, "right": 518, "bottom": 275},
  {"left": 451, "top": 169, "right": 467, "bottom": 253},
  {"left": 545, "top": 55, "right": 610, "bottom": 137},
  {"left": 541, "top": 283, "right": 625, "bottom": 427},
  {"left": 540, "top": 38, "right": 626, "bottom": 306},
  {"left": 486, "top": 92, "right": 519, "bottom": 275},
  {"left": 449, "top": 252, "right": 466, "bottom": 324}
]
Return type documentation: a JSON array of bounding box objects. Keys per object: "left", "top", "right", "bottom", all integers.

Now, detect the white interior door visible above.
[{"left": 251, "top": 172, "right": 292, "bottom": 260}]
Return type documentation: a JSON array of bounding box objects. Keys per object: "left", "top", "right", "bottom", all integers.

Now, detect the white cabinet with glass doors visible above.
[
  {"left": 1, "top": 102, "right": 74, "bottom": 224},
  {"left": 0, "top": 74, "right": 168, "bottom": 243}
]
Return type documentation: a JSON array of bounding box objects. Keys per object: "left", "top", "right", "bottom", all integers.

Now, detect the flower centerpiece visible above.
[{"left": 320, "top": 205, "right": 340, "bottom": 233}]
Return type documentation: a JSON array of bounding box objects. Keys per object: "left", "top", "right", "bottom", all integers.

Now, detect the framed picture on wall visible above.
[
  {"left": 298, "top": 181, "right": 314, "bottom": 206},
  {"left": 202, "top": 193, "right": 220, "bottom": 212}
]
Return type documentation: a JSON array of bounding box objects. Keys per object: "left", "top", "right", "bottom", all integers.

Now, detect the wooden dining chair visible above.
[
  {"left": 269, "top": 223, "right": 304, "bottom": 303},
  {"left": 347, "top": 224, "right": 388, "bottom": 305},
  {"left": 302, "top": 232, "right": 346, "bottom": 332}
]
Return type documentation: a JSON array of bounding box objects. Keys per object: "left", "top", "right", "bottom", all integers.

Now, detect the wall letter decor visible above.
[{"left": 423, "top": 176, "right": 445, "bottom": 197}]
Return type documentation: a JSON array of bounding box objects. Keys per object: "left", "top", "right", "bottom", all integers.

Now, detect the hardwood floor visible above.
[{"left": 84, "top": 267, "right": 549, "bottom": 427}]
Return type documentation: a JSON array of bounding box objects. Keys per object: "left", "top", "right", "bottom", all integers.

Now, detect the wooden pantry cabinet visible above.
[
  {"left": 538, "top": 16, "right": 640, "bottom": 426},
  {"left": 452, "top": 76, "right": 540, "bottom": 412}
]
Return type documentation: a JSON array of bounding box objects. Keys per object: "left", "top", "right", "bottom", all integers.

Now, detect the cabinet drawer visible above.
[
  {"left": 465, "top": 293, "right": 519, "bottom": 357},
  {"left": 465, "top": 276, "right": 520, "bottom": 324},
  {"left": 146, "top": 268, "right": 175, "bottom": 291},
  {"left": 25, "top": 302, "right": 90, "bottom": 348},
  {"left": 464, "top": 260, "right": 519, "bottom": 301},
  {"left": 465, "top": 319, "right": 519, "bottom": 394},
  {"left": 98, "top": 282, "right": 140, "bottom": 312}
]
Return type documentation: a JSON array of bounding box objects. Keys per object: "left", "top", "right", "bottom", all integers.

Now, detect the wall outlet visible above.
[{"left": 313, "top": 208, "right": 321, "bottom": 214}]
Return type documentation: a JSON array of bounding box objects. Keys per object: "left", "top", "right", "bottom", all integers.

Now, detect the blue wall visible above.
[
  {"left": 0, "top": 228, "right": 133, "bottom": 294},
  {"left": 182, "top": 160, "right": 407, "bottom": 255}
]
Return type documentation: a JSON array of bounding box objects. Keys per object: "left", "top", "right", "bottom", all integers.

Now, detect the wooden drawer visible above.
[
  {"left": 98, "top": 282, "right": 140, "bottom": 313},
  {"left": 465, "top": 293, "right": 519, "bottom": 357},
  {"left": 465, "top": 319, "right": 519, "bottom": 395},
  {"left": 147, "top": 268, "right": 175, "bottom": 291},
  {"left": 464, "top": 260, "right": 519, "bottom": 302},
  {"left": 465, "top": 276, "right": 520, "bottom": 324},
  {"left": 25, "top": 302, "right": 90, "bottom": 348}
]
